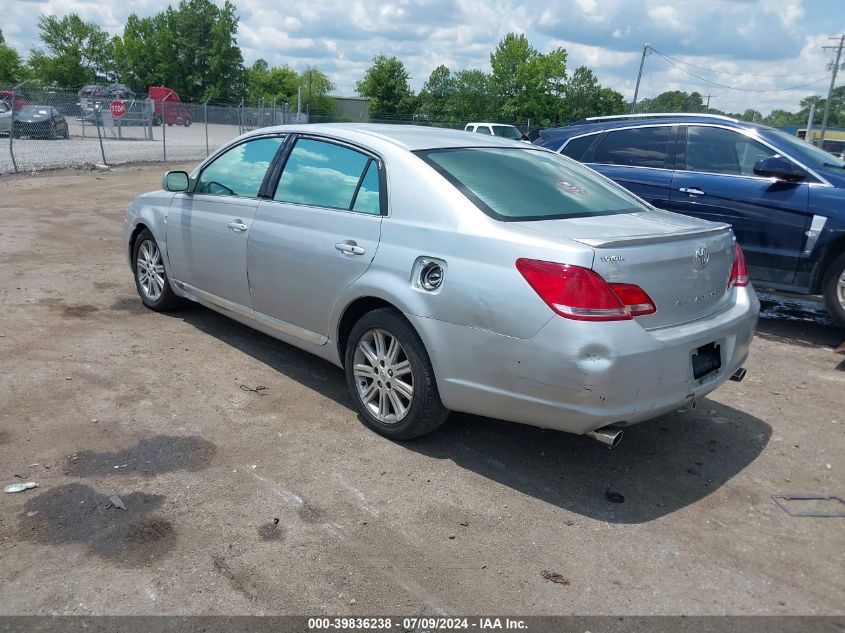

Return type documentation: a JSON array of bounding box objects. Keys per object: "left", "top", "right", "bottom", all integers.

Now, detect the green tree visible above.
[
  {"left": 28, "top": 14, "right": 113, "bottom": 86},
  {"left": 489, "top": 33, "right": 567, "bottom": 125},
  {"left": 112, "top": 14, "right": 173, "bottom": 92},
  {"left": 112, "top": 0, "right": 244, "bottom": 101},
  {"left": 418, "top": 64, "right": 455, "bottom": 121},
  {"left": 447, "top": 69, "right": 493, "bottom": 121},
  {"left": 563, "top": 67, "right": 626, "bottom": 121},
  {"left": 0, "top": 31, "right": 24, "bottom": 83},
  {"left": 299, "top": 65, "right": 336, "bottom": 113},
  {"left": 356, "top": 55, "right": 414, "bottom": 116},
  {"left": 637, "top": 90, "right": 705, "bottom": 113}
]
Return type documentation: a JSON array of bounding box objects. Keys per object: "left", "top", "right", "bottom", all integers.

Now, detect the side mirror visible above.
[
  {"left": 163, "top": 170, "right": 190, "bottom": 192},
  {"left": 753, "top": 156, "right": 807, "bottom": 181}
]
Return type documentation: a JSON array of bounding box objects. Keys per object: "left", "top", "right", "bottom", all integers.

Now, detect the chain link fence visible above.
[
  {"left": 1, "top": 83, "right": 546, "bottom": 175},
  {"left": 0, "top": 84, "right": 307, "bottom": 174}
]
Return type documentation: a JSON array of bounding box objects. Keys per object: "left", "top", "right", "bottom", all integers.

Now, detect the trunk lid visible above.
[{"left": 519, "top": 210, "right": 736, "bottom": 329}]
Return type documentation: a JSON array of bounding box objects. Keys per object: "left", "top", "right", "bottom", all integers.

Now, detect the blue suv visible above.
[{"left": 537, "top": 114, "right": 845, "bottom": 327}]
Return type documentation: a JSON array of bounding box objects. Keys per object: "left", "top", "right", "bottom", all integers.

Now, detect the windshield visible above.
[
  {"left": 492, "top": 125, "right": 522, "bottom": 140},
  {"left": 19, "top": 107, "right": 47, "bottom": 116},
  {"left": 765, "top": 128, "right": 845, "bottom": 168},
  {"left": 417, "top": 147, "right": 645, "bottom": 221}
]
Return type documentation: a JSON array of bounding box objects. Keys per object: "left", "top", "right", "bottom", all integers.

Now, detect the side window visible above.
[
  {"left": 475, "top": 126, "right": 492, "bottom": 135},
  {"left": 274, "top": 138, "right": 379, "bottom": 212},
  {"left": 560, "top": 134, "right": 598, "bottom": 161},
  {"left": 684, "top": 126, "right": 777, "bottom": 176},
  {"left": 592, "top": 126, "right": 671, "bottom": 168},
  {"left": 197, "top": 137, "right": 284, "bottom": 197},
  {"left": 352, "top": 161, "right": 381, "bottom": 215}
]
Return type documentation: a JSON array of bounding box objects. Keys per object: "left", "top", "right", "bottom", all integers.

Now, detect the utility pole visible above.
[
  {"left": 806, "top": 102, "right": 816, "bottom": 145},
  {"left": 819, "top": 34, "right": 844, "bottom": 147},
  {"left": 705, "top": 94, "right": 712, "bottom": 111},
  {"left": 631, "top": 43, "right": 651, "bottom": 114}
]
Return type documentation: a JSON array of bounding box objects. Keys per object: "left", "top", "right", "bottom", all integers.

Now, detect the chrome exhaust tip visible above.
[
  {"left": 730, "top": 367, "right": 747, "bottom": 382},
  {"left": 585, "top": 426, "right": 624, "bottom": 449}
]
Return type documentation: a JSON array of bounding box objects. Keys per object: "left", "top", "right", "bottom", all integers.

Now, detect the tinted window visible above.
[
  {"left": 560, "top": 134, "right": 597, "bottom": 160},
  {"left": 352, "top": 161, "right": 381, "bottom": 215},
  {"left": 765, "top": 128, "right": 845, "bottom": 169},
  {"left": 197, "top": 137, "right": 283, "bottom": 197},
  {"left": 274, "top": 138, "right": 372, "bottom": 210},
  {"left": 492, "top": 125, "right": 522, "bottom": 140},
  {"left": 593, "top": 126, "right": 671, "bottom": 168},
  {"left": 684, "top": 126, "right": 777, "bottom": 176},
  {"left": 475, "top": 126, "right": 492, "bottom": 135},
  {"left": 419, "top": 148, "right": 644, "bottom": 221}
]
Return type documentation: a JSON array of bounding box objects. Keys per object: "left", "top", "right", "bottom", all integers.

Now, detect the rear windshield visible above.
[
  {"left": 492, "top": 125, "right": 522, "bottom": 140},
  {"left": 417, "top": 147, "right": 645, "bottom": 221}
]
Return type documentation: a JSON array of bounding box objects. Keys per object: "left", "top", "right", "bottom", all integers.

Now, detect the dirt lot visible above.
[{"left": 0, "top": 165, "right": 843, "bottom": 616}]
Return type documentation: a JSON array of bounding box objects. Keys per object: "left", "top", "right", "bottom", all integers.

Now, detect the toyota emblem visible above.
[{"left": 693, "top": 246, "right": 710, "bottom": 269}]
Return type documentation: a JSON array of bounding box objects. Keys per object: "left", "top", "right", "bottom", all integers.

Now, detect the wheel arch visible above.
[
  {"left": 811, "top": 235, "right": 845, "bottom": 293},
  {"left": 336, "top": 296, "right": 402, "bottom": 367}
]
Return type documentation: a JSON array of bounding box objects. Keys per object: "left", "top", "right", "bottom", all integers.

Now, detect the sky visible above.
[{"left": 2, "top": 0, "right": 844, "bottom": 115}]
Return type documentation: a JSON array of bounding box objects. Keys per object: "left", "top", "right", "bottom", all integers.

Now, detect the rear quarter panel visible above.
[{"left": 333, "top": 147, "right": 595, "bottom": 341}]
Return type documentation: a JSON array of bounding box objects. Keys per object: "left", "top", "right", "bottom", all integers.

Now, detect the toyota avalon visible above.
[{"left": 124, "top": 124, "right": 758, "bottom": 446}]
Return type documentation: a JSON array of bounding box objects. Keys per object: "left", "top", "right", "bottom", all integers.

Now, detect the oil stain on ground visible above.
[
  {"left": 110, "top": 297, "right": 146, "bottom": 314},
  {"left": 257, "top": 521, "right": 285, "bottom": 541},
  {"left": 19, "top": 483, "right": 174, "bottom": 566},
  {"left": 65, "top": 435, "right": 217, "bottom": 477}
]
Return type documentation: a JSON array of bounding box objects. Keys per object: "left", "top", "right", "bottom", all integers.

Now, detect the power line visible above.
[
  {"left": 652, "top": 50, "right": 830, "bottom": 93},
  {"left": 651, "top": 49, "right": 829, "bottom": 79}
]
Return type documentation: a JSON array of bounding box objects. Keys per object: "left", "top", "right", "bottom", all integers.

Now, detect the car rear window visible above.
[
  {"left": 560, "top": 134, "right": 598, "bottom": 160},
  {"left": 418, "top": 148, "right": 645, "bottom": 221}
]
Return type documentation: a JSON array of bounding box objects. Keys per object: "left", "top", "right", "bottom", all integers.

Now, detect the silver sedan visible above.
[{"left": 124, "top": 124, "right": 758, "bottom": 446}]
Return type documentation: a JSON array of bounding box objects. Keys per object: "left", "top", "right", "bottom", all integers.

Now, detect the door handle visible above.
[
  {"left": 228, "top": 220, "right": 248, "bottom": 232},
  {"left": 335, "top": 240, "right": 366, "bottom": 256},
  {"left": 679, "top": 187, "right": 705, "bottom": 197}
]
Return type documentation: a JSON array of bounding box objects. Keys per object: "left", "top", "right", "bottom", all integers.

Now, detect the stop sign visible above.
[{"left": 109, "top": 100, "right": 126, "bottom": 118}]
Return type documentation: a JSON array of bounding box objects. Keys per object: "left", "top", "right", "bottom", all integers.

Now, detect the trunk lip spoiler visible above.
[{"left": 575, "top": 224, "right": 732, "bottom": 248}]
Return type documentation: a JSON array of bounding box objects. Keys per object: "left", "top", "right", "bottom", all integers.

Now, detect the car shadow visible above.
[
  {"left": 756, "top": 291, "right": 844, "bottom": 349},
  {"left": 166, "top": 303, "right": 772, "bottom": 524}
]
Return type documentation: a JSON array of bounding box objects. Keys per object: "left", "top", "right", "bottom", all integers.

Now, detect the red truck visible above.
[
  {"left": 148, "top": 86, "right": 192, "bottom": 127},
  {"left": 0, "top": 90, "right": 29, "bottom": 112}
]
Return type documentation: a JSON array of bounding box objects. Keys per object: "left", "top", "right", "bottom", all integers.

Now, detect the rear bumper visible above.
[{"left": 409, "top": 286, "right": 759, "bottom": 435}]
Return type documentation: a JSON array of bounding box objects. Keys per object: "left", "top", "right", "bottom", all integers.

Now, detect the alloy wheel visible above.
[
  {"left": 136, "top": 239, "right": 165, "bottom": 302},
  {"left": 352, "top": 328, "right": 414, "bottom": 424},
  {"left": 837, "top": 270, "right": 845, "bottom": 310}
]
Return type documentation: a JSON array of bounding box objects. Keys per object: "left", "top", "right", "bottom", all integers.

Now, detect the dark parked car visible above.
[
  {"left": 14, "top": 106, "right": 70, "bottom": 139},
  {"left": 537, "top": 113, "right": 845, "bottom": 327}
]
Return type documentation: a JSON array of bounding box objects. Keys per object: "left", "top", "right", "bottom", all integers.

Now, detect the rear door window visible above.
[
  {"left": 274, "top": 138, "right": 381, "bottom": 213},
  {"left": 560, "top": 134, "right": 598, "bottom": 160},
  {"left": 592, "top": 126, "right": 672, "bottom": 168}
]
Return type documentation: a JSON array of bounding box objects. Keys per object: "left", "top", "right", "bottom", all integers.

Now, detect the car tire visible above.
[
  {"left": 152, "top": 116, "right": 161, "bottom": 126},
  {"left": 345, "top": 308, "right": 449, "bottom": 440},
  {"left": 184, "top": 118, "right": 192, "bottom": 128},
  {"left": 822, "top": 252, "right": 845, "bottom": 328},
  {"left": 132, "top": 229, "right": 181, "bottom": 312},
  {"left": 48, "top": 123, "right": 57, "bottom": 140}
]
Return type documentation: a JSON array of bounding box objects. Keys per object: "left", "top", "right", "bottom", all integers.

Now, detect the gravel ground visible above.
[{"left": 0, "top": 164, "right": 843, "bottom": 616}]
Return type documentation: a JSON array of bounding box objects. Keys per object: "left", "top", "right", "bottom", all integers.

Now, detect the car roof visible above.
[
  {"left": 540, "top": 115, "right": 775, "bottom": 141},
  {"left": 242, "top": 123, "right": 529, "bottom": 151}
]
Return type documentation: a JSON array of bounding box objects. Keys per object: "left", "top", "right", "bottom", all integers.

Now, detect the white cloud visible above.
[{"left": 1, "top": 0, "right": 841, "bottom": 114}]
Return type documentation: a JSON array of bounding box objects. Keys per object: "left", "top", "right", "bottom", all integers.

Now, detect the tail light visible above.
[
  {"left": 728, "top": 244, "right": 748, "bottom": 290},
  {"left": 516, "top": 258, "right": 656, "bottom": 321}
]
